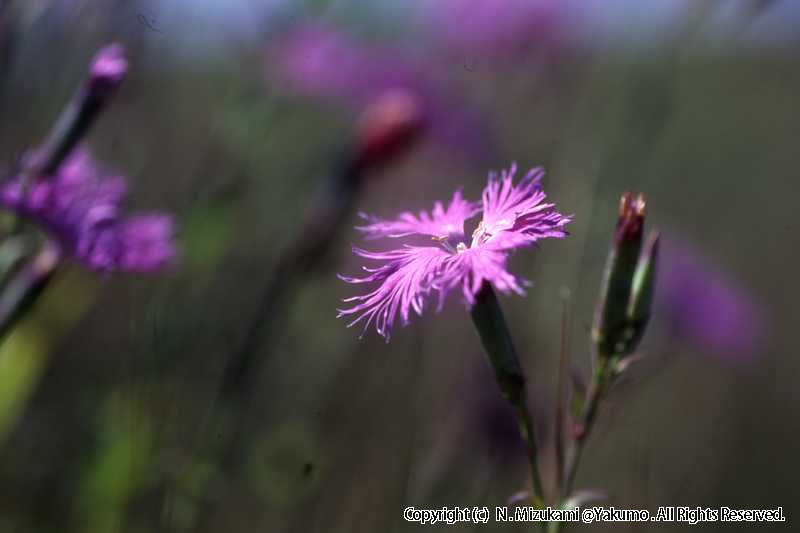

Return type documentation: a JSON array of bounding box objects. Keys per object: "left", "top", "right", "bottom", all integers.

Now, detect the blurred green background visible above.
[{"left": 0, "top": 0, "right": 798, "bottom": 531}]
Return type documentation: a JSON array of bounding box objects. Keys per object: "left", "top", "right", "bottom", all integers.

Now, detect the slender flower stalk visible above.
[
  {"left": 470, "top": 283, "right": 545, "bottom": 506},
  {"left": 0, "top": 244, "right": 60, "bottom": 340},
  {"left": 553, "top": 290, "right": 570, "bottom": 497},
  {"left": 561, "top": 357, "right": 608, "bottom": 500},
  {"left": 0, "top": 235, "right": 34, "bottom": 282}
]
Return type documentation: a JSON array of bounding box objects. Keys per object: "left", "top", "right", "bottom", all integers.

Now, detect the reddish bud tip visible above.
[
  {"left": 615, "top": 192, "right": 646, "bottom": 245},
  {"left": 354, "top": 89, "right": 424, "bottom": 172}
]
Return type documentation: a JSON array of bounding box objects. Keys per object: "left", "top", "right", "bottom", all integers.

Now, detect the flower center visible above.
[
  {"left": 470, "top": 221, "right": 493, "bottom": 247},
  {"left": 432, "top": 233, "right": 469, "bottom": 254}
]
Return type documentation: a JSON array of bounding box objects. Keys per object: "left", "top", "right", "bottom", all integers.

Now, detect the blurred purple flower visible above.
[
  {"left": 268, "top": 23, "right": 491, "bottom": 158},
  {"left": 88, "top": 43, "right": 128, "bottom": 96},
  {"left": 423, "top": 0, "right": 562, "bottom": 58},
  {"left": 657, "top": 237, "right": 765, "bottom": 363},
  {"left": 0, "top": 149, "right": 175, "bottom": 273},
  {"left": 271, "top": 24, "right": 409, "bottom": 106},
  {"left": 338, "top": 163, "right": 571, "bottom": 339}
]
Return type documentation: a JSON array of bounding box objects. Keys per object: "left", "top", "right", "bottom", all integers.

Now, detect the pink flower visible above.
[{"left": 338, "top": 164, "right": 571, "bottom": 339}]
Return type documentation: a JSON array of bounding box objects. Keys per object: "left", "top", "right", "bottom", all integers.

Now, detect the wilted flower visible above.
[
  {"left": 338, "top": 163, "right": 571, "bottom": 339},
  {"left": 657, "top": 237, "right": 765, "bottom": 363},
  {"left": 0, "top": 149, "right": 175, "bottom": 273}
]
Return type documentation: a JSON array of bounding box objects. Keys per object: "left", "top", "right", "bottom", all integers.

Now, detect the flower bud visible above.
[
  {"left": 88, "top": 43, "right": 128, "bottom": 100},
  {"left": 593, "top": 193, "right": 646, "bottom": 358},
  {"left": 352, "top": 89, "right": 424, "bottom": 173},
  {"left": 615, "top": 192, "right": 645, "bottom": 246},
  {"left": 625, "top": 231, "right": 659, "bottom": 345}
]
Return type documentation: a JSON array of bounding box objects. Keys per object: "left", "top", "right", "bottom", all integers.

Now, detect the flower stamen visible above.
[{"left": 432, "top": 235, "right": 457, "bottom": 254}]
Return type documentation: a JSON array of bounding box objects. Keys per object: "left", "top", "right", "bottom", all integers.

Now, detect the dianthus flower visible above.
[
  {"left": 339, "top": 164, "right": 570, "bottom": 339},
  {"left": 0, "top": 149, "right": 175, "bottom": 273}
]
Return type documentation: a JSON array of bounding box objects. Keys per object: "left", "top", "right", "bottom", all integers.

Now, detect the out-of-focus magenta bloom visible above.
[
  {"left": 271, "top": 24, "right": 411, "bottom": 107},
  {"left": 338, "top": 163, "right": 571, "bottom": 339},
  {"left": 89, "top": 43, "right": 128, "bottom": 95},
  {"left": 269, "top": 23, "right": 490, "bottom": 158},
  {"left": 423, "top": 0, "right": 561, "bottom": 57},
  {"left": 0, "top": 149, "right": 175, "bottom": 273},
  {"left": 657, "top": 237, "right": 765, "bottom": 363}
]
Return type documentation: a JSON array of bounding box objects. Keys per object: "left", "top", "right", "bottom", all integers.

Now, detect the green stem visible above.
[
  {"left": 0, "top": 244, "right": 60, "bottom": 342},
  {"left": 514, "top": 399, "right": 546, "bottom": 508},
  {"left": 553, "top": 293, "right": 570, "bottom": 497},
  {"left": 562, "top": 358, "right": 609, "bottom": 500},
  {"left": 548, "top": 360, "right": 611, "bottom": 533},
  {"left": 469, "top": 283, "right": 545, "bottom": 507}
]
